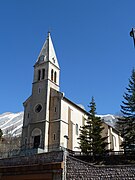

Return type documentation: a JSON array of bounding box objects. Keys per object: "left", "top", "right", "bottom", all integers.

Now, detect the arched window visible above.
[
  {"left": 54, "top": 71, "right": 57, "bottom": 83},
  {"left": 51, "top": 69, "right": 54, "bottom": 81},
  {"left": 42, "top": 69, "right": 45, "bottom": 79},
  {"left": 38, "top": 70, "right": 41, "bottom": 81},
  {"left": 31, "top": 128, "right": 42, "bottom": 149}
]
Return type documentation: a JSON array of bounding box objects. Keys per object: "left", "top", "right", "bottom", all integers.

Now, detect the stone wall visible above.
[
  {"left": 0, "top": 150, "right": 63, "bottom": 167},
  {"left": 0, "top": 151, "right": 64, "bottom": 180},
  {"left": 67, "top": 155, "right": 135, "bottom": 179}
]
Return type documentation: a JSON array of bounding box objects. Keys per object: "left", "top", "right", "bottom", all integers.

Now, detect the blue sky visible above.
[{"left": 0, "top": 0, "right": 135, "bottom": 115}]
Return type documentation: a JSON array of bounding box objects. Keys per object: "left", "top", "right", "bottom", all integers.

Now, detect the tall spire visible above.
[{"left": 36, "top": 32, "right": 59, "bottom": 68}]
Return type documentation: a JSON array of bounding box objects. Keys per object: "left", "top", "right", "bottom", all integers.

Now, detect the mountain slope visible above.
[
  {"left": 0, "top": 112, "right": 24, "bottom": 136},
  {"left": 99, "top": 114, "right": 118, "bottom": 129}
]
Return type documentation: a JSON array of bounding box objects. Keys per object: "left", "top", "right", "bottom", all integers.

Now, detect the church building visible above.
[{"left": 21, "top": 33, "right": 122, "bottom": 152}]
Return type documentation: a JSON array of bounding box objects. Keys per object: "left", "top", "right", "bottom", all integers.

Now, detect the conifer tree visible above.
[
  {"left": 78, "top": 97, "right": 108, "bottom": 156},
  {"left": 87, "top": 97, "right": 108, "bottom": 156},
  {"left": 78, "top": 125, "right": 88, "bottom": 154},
  {"left": 117, "top": 69, "right": 135, "bottom": 149}
]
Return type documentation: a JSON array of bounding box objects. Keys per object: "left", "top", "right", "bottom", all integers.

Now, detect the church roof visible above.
[{"left": 36, "top": 32, "right": 59, "bottom": 68}]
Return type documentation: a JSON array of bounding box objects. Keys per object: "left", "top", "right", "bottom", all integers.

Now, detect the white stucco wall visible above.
[
  {"left": 109, "top": 127, "right": 122, "bottom": 151},
  {"left": 60, "top": 99, "right": 88, "bottom": 151}
]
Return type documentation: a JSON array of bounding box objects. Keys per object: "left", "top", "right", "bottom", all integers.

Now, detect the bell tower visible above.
[{"left": 21, "top": 32, "right": 60, "bottom": 151}]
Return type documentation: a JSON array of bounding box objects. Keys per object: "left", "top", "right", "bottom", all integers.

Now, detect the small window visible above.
[
  {"left": 38, "top": 87, "right": 41, "bottom": 94},
  {"left": 55, "top": 107, "right": 57, "bottom": 112},
  {"left": 52, "top": 57, "right": 55, "bottom": 63},
  {"left": 27, "top": 113, "right": 29, "bottom": 118},
  {"left": 51, "top": 69, "right": 54, "bottom": 81},
  {"left": 53, "top": 134, "right": 56, "bottom": 140},
  {"left": 54, "top": 71, "right": 57, "bottom": 83},
  {"left": 76, "top": 124, "right": 79, "bottom": 135},
  {"left": 39, "top": 55, "right": 44, "bottom": 62},
  {"left": 42, "top": 69, "right": 45, "bottom": 79},
  {"left": 24, "top": 137, "right": 27, "bottom": 147},
  {"left": 38, "top": 70, "right": 41, "bottom": 81}
]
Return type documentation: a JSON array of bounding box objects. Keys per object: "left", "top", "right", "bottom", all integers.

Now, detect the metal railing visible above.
[{"left": 71, "top": 150, "right": 125, "bottom": 156}]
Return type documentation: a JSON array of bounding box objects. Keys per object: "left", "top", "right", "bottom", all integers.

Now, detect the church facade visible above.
[{"left": 21, "top": 33, "right": 122, "bottom": 152}]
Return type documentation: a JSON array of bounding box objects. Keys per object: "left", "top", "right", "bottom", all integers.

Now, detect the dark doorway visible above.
[{"left": 33, "top": 135, "right": 40, "bottom": 148}]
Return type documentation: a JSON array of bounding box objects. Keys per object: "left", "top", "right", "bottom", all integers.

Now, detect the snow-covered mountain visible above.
[
  {"left": 99, "top": 114, "right": 118, "bottom": 129},
  {"left": 0, "top": 112, "right": 24, "bottom": 136},
  {"left": 0, "top": 112, "right": 118, "bottom": 137}
]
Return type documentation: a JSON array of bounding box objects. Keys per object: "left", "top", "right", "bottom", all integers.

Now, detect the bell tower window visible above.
[
  {"left": 54, "top": 71, "right": 57, "bottom": 83},
  {"left": 42, "top": 69, "right": 45, "bottom": 79},
  {"left": 51, "top": 69, "right": 54, "bottom": 81},
  {"left": 38, "top": 70, "right": 41, "bottom": 81}
]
